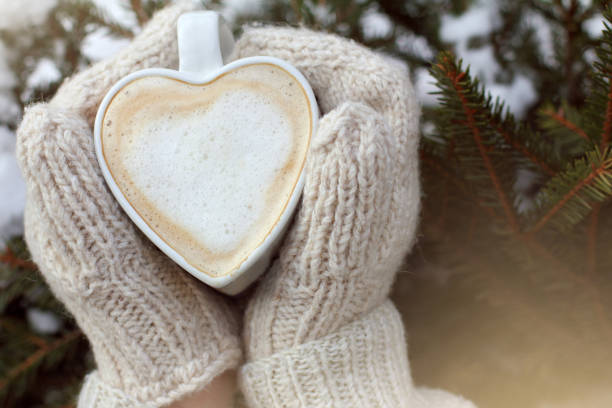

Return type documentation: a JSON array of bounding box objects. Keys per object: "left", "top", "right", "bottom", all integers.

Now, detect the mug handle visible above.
[{"left": 178, "top": 11, "right": 235, "bottom": 76}]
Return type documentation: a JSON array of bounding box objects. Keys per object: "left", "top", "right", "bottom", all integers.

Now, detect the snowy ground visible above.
[{"left": 0, "top": 0, "right": 606, "bottom": 248}]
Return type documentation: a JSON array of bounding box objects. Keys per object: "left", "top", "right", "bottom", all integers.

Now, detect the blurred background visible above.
[{"left": 1, "top": 0, "right": 612, "bottom": 406}]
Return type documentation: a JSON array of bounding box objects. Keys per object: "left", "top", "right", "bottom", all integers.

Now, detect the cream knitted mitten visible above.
[
  {"left": 16, "top": 4, "right": 241, "bottom": 407},
  {"left": 233, "top": 28, "right": 476, "bottom": 407}
]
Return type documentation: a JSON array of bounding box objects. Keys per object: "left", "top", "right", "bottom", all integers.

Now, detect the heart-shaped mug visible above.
[{"left": 94, "top": 11, "right": 318, "bottom": 295}]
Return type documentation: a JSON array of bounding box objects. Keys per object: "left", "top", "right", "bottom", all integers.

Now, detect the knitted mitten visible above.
[
  {"left": 233, "top": 28, "right": 476, "bottom": 407},
  {"left": 16, "top": 4, "right": 241, "bottom": 407}
]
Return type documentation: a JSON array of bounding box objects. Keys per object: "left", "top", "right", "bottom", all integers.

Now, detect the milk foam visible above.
[
  {"left": 125, "top": 90, "right": 291, "bottom": 252},
  {"left": 102, "top": 64, "right": 311, "bottom": 277}
]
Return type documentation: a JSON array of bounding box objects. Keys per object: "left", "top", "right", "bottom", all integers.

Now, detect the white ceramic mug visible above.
[{"left": 94, "top": 11, "right": 318, "bottom": 295}]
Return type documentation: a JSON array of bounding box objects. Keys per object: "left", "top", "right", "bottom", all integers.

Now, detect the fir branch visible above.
[
  {"left": 130, "top": 0, "right": 150, "bottom": 27},
  {"left": 538, "top": 102, "right": 591, "bottom": 162},
  {"left": 420, "top": 150, "right": 501, "bottom": 222},
  {"left": 0, "top": 238, "right": 66, "bottom": 318},
  {"left": 0, "top": 318, "right": 47, "bottom": 349},
  {"left": 597, "top": 11, "right": 612, "bottom": 149},
  {"left": 559, "top": 0, "right": 582, "bottom": 105},
  {"left": 542, "top": 108, "right": 589, "bottom": 141},
  {"left": 0, "top": 248, "right": 37, "bottom": 271},
  {"left": 601, "top": 77, "right": 612, "bottom": 149},
  {"left": 432, "top": 53, "right": 520, "bottom": 232},
  {"left": 0, "top": 330, "right": 81, "bottom": 396},
  {"left": 531, "top": 149, "right": 612, "bottom": 232},
  {"left": 584, "top": 10, "right": 612, "bottom": 145},
  {"left": 493, "top": 122, "right": 556, "bottom": 175}
]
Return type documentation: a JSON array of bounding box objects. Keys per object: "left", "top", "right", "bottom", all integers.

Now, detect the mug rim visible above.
[{"left": 93, "top": 56, "right": 319, "bottom": 293}]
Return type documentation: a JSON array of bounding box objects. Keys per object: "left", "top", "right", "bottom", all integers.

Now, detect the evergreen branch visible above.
[
  {"left": 434, "top": 54, "right": 520, "bottom": 232},
  {"left": 531, "top": 149, "right": 612, "bottom": 232},
  {"left": 493, "top": 123, "right": 556, "bottom": 175},
  {"left": 584, "top": 10, "right": 612, "bottom": 145},
  {"left": 0, "top": 238, "right": 67, "bottom": 321},
  {"left": 0, "top": 330, "right": 81, "bottom": 394},
  {"left": 0, "top": 248, "right": 37, "bottom": 270},
  {"left": 559, "top": 0, "right": 582, "bottom": 105},
  {"left": 87, "top": 12, "right": 135, "bottom": 39},
  {"left": 601, "top": 77, "right": 612, "bottom": 149},
  {"left": 130, "top": 0, "right": 149, "bottom": 27},
  {"left": 542, "top": 108, "right": 589, "bottom": 141},
  {"left": 420, "top": 150, "right": 501, "bottom": 221},
  {"left": 538, "top": 102, "right": 591, "bottom": 161},
  {"left": 0, "top": 318, "right": 47, "bottom": 348}
]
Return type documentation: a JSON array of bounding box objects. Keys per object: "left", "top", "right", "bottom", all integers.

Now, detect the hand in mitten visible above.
[
  {"left": 233, "top": 28, "right": 477, "bottom": 407},
  {"left": 16, "top": 4, "right": 241, "bottom": 407}
]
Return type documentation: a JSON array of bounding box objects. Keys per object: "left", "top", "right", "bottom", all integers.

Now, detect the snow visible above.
[
  {"left": 462, "top": 45, "right": 502, "bottom": 85},
  {"left": 0, "top": 126, "right": 25, "bottom": 245},
  {"left": 524, "top": 11, "right": 556, "bottom": 67},
  {"left": 81, "top": 28, "right": 132, "bottom": 62},
  {"left": 21, "top": 58, "right": 62, "bottom": 101},
  {"left": 584, "top": 13, "right": 605, "bottom": 38},
  {"left": 440, "top": 4, "right": 501, "bottom": 43},
  {"left": 220, "top": 0, "right": 268, "bottom": 23},
  {"left": 27, "top": 307, "right": 63, "bottom": 335},
  {"left": 414, "top": 68, "right": 439, "bottom": 106},
  {"left": 439, "top": 0, "right": 537, "bottom": 118},
  {"left": 584, "top": 48, "right": 598, "bottom": 65},
  {"left": 488, "top": 74, "right": 537, "bottom": 118},
  {"left": 0, "top": 0, "right": 57, "bottom": 30},
  {"left": 408, "top": 0, "right": 540, "bottom": 115},
  {"left": 90, "top": 0, "right": 139, "bottom": 31},
  {"left": 396, "top": 32, "right": 435, "bottom": 61},
  {"left": 310, "top": 4, "right": 335, "bottom": 27},
  {"left": 574, "top": 0, "right": 593, "bottom": 8},
  {"left": 80, "top": 0, "right": 140, "bottom": 63},
  {"left": 440, "top": 2, "right": 502, "bottom": 85},
  {"left": 81, "top": 0, "right": 142, "bottom": 63},
  {"left": 514, "top": 167, "right": 540, "bottom": 214},
  {"left": 361, "top": 8, "right": 393, "bottom": 40},
  {"left": 81, "top": 0, "right": 270, "bottom": 63},
  {"left": 26, "top": 58, "right": 61, "bottom": 90},
  {"left": 513, "top": 168, "right": 541, "bottom": 214}
]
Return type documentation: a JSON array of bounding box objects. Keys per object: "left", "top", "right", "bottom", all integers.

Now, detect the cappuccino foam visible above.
[{"left": 101, "top": 64, "right": 312, "bottom": 277}]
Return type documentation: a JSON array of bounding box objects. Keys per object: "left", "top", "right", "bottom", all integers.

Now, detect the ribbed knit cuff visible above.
[
  {"left": 240, "top": 301, "right": 476, "bottom": 407},
  {"left": 239, "top": 301, "right": 414, "bottom": 407},
  {"left": 78, "top": 346, "right": 241, "bottom": 408}
]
